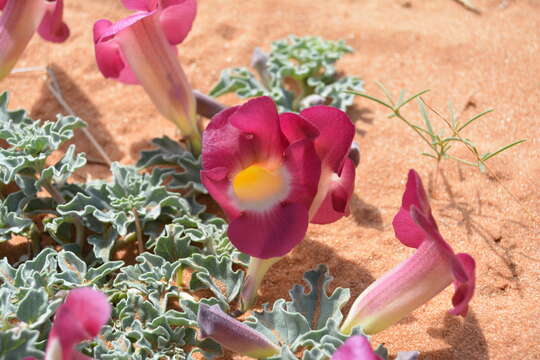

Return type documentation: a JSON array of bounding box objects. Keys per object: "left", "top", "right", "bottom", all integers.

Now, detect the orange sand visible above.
[{"left": 2, "top": 0, "right": 540, "bottom": 359}]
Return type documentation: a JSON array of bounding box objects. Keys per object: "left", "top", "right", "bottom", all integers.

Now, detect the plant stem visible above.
[
  {"left": 29, "top": 224, "right": 41, "bottom": 258},
  {"left": 132, "top": 208, "right": 144, "bottom": 254},
  {"left": 193, "top": 90, "right": 226, "bottom": 119}
]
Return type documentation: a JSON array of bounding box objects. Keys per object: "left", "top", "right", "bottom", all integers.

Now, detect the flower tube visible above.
[
  {"left": 93, "top": 0, "right": 200, "bottom": 154},
  {"left": 340, "top": 169, "right": 475, "bottom": 335},
  {"left": 24, "top": 287, "right": 111, "bottom": 360},
  {"left": 197, "top": 303, "right": 280, "bottom": 358},
  {"left": 0, "top": 0, "right": 69, "bottom": 81}
]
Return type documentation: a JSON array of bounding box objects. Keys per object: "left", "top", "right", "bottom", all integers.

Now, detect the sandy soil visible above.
[{"left": 2, "top": 0, "right": 540, "bottom": 359}]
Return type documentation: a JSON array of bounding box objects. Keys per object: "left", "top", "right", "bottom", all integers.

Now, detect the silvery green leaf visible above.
[
  {"left": 154, "top": 224, "right": 200, "bottom": 262},
  {"left": 16, "top": 288, "right": 48, "bottom": 325},
  {"left": 0, "top": 198, "right": 33, "bottom": 242},
  {"left": 181, "top": 254, "right": 243, "bottom": 304},
  {"left": 210, "top": 67, "right": 267, "bottom": 98},
  {"left": 0, "top": 92, "right": 85, "bottom": 184},
  {"left": 54, "top": 163, "right": 191, "bottom": 260},
  {"left": 36, "top": 144, "right": 86, "bottom": 188},
  {"left": 314, "top": 76, "right": 364, "bottom": 112},
  {"left": 288, "top": 264, "right": 350, "bottom": 330},
  {"left": 0, "top": 328, "right": 43, "bottom": 359},
  {"left": 0, "top": 257, "right": 17, "bottom": 287},
  {"left": 245, "top": 299, "right": 311, "bottom": 348},
  {"left": 210, "top": 36, "right": 361, "bottom": 113},
  {"left": 85, "top": 260, "right": 124, "bottom": 285},
  {"left": 136, "top": 136, "right": 206, "bottom": 194}
]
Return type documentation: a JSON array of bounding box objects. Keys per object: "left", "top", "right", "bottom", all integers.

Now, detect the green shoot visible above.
[{"left": 348, "top": 85, "right": 526, "bottom": 173}]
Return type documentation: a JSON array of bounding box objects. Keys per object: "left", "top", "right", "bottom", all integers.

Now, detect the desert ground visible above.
[{"left": 2, "top": 0, "right": 540, "bottom": 359}]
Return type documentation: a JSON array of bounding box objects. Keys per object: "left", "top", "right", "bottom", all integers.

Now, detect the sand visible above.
[{"left": 2, "top": 0, "right": 540, "bottom": 359}]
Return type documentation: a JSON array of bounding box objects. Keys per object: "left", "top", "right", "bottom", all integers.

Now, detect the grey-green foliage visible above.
[
  {"left": 244, "top": 265, "right": 368, "bottom": 360},
  {"left": 0, "top": 92, "right": 86, "bottom": 244},
  {"left": 137, "top": 136, "right": 207, "bottom": 215},
  {"left": 0, "top": 248, "right": 122, "bottom": 359},
  {"left": 46, "top": 163, "right": 193, "bottom": 261},
  {"left": 91, "top": 218, "right": 246, "bottom": 359},
  {"left": 210, "top": 35, "right": 364, "bottom": 113}
]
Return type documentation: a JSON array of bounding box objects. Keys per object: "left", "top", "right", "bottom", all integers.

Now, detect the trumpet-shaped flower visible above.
[
  {"left": 197, "top": 303, "right": 280, "bottom": 358},
  {"left": 340, "top": 169, "right": 475, "bottom": 335},
  {"left": 331, "top": 335, "right": 382, "bottom": 360},
  {"left": 201, "top": 96, "right": 355, "bottom": 260},
  {"left": 25, "top": 287, "right": 111, "bottom": 360},
  {"left": 0, "top": 0, "right": 69, "bottom": 81},
  {"left": 93, "top": 0, "right": 200, "bottom": 154}
]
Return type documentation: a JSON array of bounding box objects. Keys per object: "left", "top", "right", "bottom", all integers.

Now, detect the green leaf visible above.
[
  {"left": 210, "top": 36, "right": 361, "bottom": 113},
  {"left": 0, "top": 198, "right": 34, "bottom": 242},
  {"left": 457, "top": 109, "right": 494, "bottom": 132},
  {"left": 181, "top": 254, "right": 244, "bottom": 304},
  {"left": 210, "top": 67, "right": 267, "bottom": 99},
  {"left": 37, "top": 144, "right": 86, "bottom": 188},
  {"left": 246, "top": 299, "right": 311, "bottom": 348},
  {"left": 481, "top": 139, "right": 526, "bottom": 161},
  {"left": 288, "top": 264, "right": 350, "bottom": 330},
  {"left": 0, "top": 328, "right": 43, "bottom": 359},
  {"left": 136, "top": 136, "right": 206, "bottom": 195},
  {"left": 15, "top": 288, "right": 48, "bottom": 325}
]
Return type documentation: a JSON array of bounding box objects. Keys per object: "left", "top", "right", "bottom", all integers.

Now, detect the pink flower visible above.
[
  {"left": 331, "top": 336, "right": 382, "bottom": 360},
  {"left": 340, "top": 169, "right": 475, "bottom": 335},
  {"left": 24, "top": 288, "right": 111, "bottom": 360},
  {"left": 0, "top": 0, "right": 69, "bottom": 81},
  {"left": 93, "top": 0, "right": 200, "bottom": 154},
  {"left": 201, "top": 96, "right": 355, "bottom": 259}
]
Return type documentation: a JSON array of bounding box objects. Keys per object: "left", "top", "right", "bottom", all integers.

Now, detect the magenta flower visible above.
[
  {"left": 93, "top": 0, "right": 200, "bottom": 154},
  {"left": 340, "top": 169, "right": 475, "bottom": 335},
  {"left": 331, "top": 336, "right": 382, "bottom": 360},
  {"left": 201, "top": 96, "right": 355, "bottom": 259},
  {"left": 0, "top": 0, "right": 69, "bottom": 81},
  {"left": 25, "top": 288, "right": 111, "bottom": 360},
  {"left": 197, "top": 303, "right": 280, "bottom": 358}
]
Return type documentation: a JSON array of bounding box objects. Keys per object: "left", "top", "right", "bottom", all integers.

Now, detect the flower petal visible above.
[
  {"left": 300, "top": 105, "right": 354, "bottom": 173},
  {"left": 159, "top": 0, "right": 197, "bottom": 45},
  {"left": 0, "top": 0, "right": 6, "bottom": 11},
  {"left": 228, "top": 202, "right": 309, "bottom": 259},
  {"left": 48, "top": 288, "right": 111, "bottom": 358},
  {"left": 93, "top": 19, "right": 139, "bottom": 84},
  {"left": 198, "top": 304, "right": 280, "bottom": 358},
  {"left": 449, "top": 253, "right": 476, "bottom": 316},
  {"left": 311, "top": 157, "right": 355, "bottom": 224},
  {"left": 121, "top": 0, "right": 157, "bottom": 11},
  {"left": 201, "top": 167, "right": 241, "bottom": 219},
  {"left": 229, "top": 96, "right": 287, "bottom": 163},
  {"left": 331, "top": 335, "right": 382, "bottom": 360},
  {"left": 279, "top": 112, "right": 319, "bottom": 144},
  {"left": 282, "top": 139, "right": 321, "bottom": 209},
  {"left": 392, "top": 169, "right": 433, "bottom": 248},
  {"left": 37, "top": 0, "right": 69, "bottom": 43},
  {"left": 201, "top": 106, "right": 244, "bottom": 172}
]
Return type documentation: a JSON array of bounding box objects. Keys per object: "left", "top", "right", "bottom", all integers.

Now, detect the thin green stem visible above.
[{"left": 132, "top": 208, "right": 144, "bottom": 254}]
